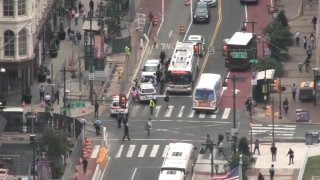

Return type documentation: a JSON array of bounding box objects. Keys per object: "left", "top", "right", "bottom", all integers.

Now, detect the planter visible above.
[
  {"left": 38, "top": 73, "right": 47, "bottom": 83},
  {"left": 59, "top": 31, "right": 66, "bottom": 40},
  {"left": 23, "top": 94, "right": 32, "bottom": 104}
]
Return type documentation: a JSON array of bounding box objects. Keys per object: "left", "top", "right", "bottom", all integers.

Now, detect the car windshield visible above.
[
  {"left": 143, "top": 65, "right": 158, "bottom": 72},
  {"left": 195, "top": 89, "right": 215, "bottom": 100},
  {"left": 112, "top": 101, "right": 119, "bottom": 107},
  {"left": 195, "top": 8, "right": 207, "bottom": 13},
  {"left": 167, "top": 73, "right": 192, "bottom": 85},
  {"left": 141, "top": 88, "right": 155, "bottom": 94}
]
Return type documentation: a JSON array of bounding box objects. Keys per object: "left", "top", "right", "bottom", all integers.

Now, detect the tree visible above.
[
  {"left": 41, "top": 129, "right": 68, "bottom": 178},
  {"left": 264, "top": 21, "right": 292, "bottom": 61},
  {"left": 276, "top": 10, "right": 289, "bottom": 27},
  {"left": 254, "top": 58, "right": 284, "bottom": 77},
  {"left": 238, "top": 137, "right": 250, "bottom": 156}
]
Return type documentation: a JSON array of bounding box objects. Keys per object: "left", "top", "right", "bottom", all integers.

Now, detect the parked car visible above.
[
  {"left": 199, "top": 0, "right": 217, "bottom": 7},
  {"left": 193, "top": 2, "right": 210, "bottom": 24},
  {"left": 137, "top": 83, "right": 157, "bottom": 102},
  {"left": 141, "top": 59, "right": 161, "bottom": 82},
  {"left": 109, "top": 95, "right": 129, "bottom": 117}
]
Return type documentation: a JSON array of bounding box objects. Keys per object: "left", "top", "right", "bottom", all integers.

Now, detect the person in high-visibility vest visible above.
[
  {"left": 118, "top": 68, "right": 124, "bottom": 83},
  {"left": 149, "top": 99, "right": 155, "bottom": 115},
  {"left": 125, "top": 46, "right": 131, "bottom": 60}
]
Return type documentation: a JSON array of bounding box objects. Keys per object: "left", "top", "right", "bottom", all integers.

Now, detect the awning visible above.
[
  {"left": 82, "top": 20, "right": 101, "bottom": 31},
  {"left": 255, "top": 69, "right": 275, "bottom": 80}
]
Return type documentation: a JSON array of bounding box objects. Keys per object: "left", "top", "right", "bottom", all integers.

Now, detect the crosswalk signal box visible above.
[{"left": 120, "top": 94, "right": 127, "bottom": 108}]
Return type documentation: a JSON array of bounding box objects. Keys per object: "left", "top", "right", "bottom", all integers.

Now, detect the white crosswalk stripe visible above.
[
  {"left": 112, "top": 144, "right": 165, "bottom": 158},
  {"left": 127, "top": 105, "right": 231, "bottom": 120},
  {"left": 249, "top": 124, "right": 296, "bottom": 140},
  {"left": 138, "top": 145, "right": 147, "bottom": 157},
  {"left": 162, "top": 145, "right": 169, "bottom": 157},
  {"left": 126, "top": 145, "right": 135, "bottom": 158},
  {"left": 150, "top": 145, "right": 160, "bottom": 157}
]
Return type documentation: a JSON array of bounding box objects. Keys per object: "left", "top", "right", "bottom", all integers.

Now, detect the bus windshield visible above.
[
  {"left": 195, "top": 89, "right": 215, "bottom": 100},
  {"left": 167, "top": 72, "right": 192, "bottom": 85}
]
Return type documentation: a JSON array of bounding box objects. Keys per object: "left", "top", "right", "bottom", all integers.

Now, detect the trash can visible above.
[
  {"left": 296, "top": 109, "right": 309, "bottom": 122},
  {"left": 311, "top": 131, "right": 320, "bottom": 144},
  {"left": 305, "top": 131, "right": 313, "bottom": 145}
]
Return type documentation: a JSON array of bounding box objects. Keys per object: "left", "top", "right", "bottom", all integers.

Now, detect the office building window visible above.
[
  {"left": 4, "top": 30, "right": 15, "bottom": 57},
  {"left": 3, "top": 0, "right": 14, "bottom": 16},
  {"left": 18, "top": 0, "right": 26, "bottom": 16},
  {"left": 19, "top": 29, "right": 27, "bottom": 56}
]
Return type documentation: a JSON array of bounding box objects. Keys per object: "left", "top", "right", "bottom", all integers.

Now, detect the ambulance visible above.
[
  {"left": 109, "top": 95, "right": 129, "bottom": 117},
  {"left": 299, "top": 81, "right": 315, "bottom": 101}
]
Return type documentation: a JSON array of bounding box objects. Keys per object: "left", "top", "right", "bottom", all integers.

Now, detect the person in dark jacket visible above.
[
  {"left": 123, "top": 125, "right": 131, "bottom": 141},
  {"left": 94, "top": 102, "right": 99, "bottom": 118},
  {"left": 82, "top": 157, "right": 88, "bottom": 174},
  {"left": 283, "top": 98, "right": 289, "bottom": 114},
  {"left": 287, "top": 148, "right": 294, "bottom": 165},
  {"left": 258, "top": 172, "right": 265, "bottom": 180}
]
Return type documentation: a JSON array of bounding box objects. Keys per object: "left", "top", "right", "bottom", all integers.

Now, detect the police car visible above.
[
  {"left": 109, "top": 95, "right": 129, "bottom": 117},
  {"left": 137, "top": 83, "right": 157, "bottom": 102}
]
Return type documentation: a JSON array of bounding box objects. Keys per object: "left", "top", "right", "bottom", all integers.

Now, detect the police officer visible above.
[{"left": 149, "top": 99, "right": 155, "bottom": 115}]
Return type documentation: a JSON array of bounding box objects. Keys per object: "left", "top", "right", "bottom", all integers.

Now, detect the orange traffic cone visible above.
[
  {"left": 41, "top": 101, "right": 45, "bottom": 108},
  {"left": 21, "top": 101, "right": 25, "bottom": 107}
]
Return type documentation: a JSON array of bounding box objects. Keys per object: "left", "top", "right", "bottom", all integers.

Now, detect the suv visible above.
[
  {"left": 141, "top": 59, "right": 161, "bottom": 82},
  {"left": 193, "top": 2, "right": 210, "bottom": 24},
  {"left": 200, "top": 0, "right": 217, "bottom": 7},
  {"left": 187, "top": 35, "right": 206, "bottom": 57},
  {"left": 109, "top": 95, "right": 129, "bottom": 116},
  {"left": 137, "top": 83, "right": 157, "bottom": 102}
]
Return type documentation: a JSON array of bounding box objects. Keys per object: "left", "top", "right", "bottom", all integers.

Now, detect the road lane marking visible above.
[
  {"left": 91, "top": 145, "right": 100, "bottom": 158},
  {"left": 164, "top": 105, "right": 174, "bottom": 117},
  {"left": 115, "top": 145, "right": 124, "bottom": 158},
  {"left": 188, "top": 110, "right": 195, "bottom": 118},
  {"left": 150, "top": 145, "right": 160, "bottom": 157},
  {"left": 169, "top": 30, "right": 173, "bottom": 38},
  {"left": 130, "top": 168, "right": 137, "bottom": 180},
  {"left": 155, "top": 106, "right": 161, "bottom": 117},
  {"left": 183, "top": 0, "right": 194, "bottom": 41},
  {"left": 221, "top": 108, "right": 231, "bottom": 119},
  {"left": 210, "top": 114, "right": 217, "bottom": 118},
  {"left": 127, "top": 145, "right": 135, "bottom": 158},
  {"left": 178, "top": 106, "right": 185, "bottom": 117},
  {"left": 138, "top": 145, "right": 147, "bottom": 157},
  {"left": 162, "top": 145, "right": 169, "bottom": 157},
  {"left": 199, "top": 112, "right": 205, "bottom": 119}
]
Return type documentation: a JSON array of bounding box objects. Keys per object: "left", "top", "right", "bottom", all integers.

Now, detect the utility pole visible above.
[
  {"left": 272, "top": 96, "right": 275, "bottom": 143},
  {"left": 244, "top": 21, "right": 257, "bottom": 58},
  {"left": 89, "top": 11, "right": 94, "bottom": 102},
  {"left": 232, "top": 74, "right": 236, "bottom": 129},
  {"left": 239, "top": 154, "right": 243, "bottom": 180},
  {"left": 279, "top": 78, "right": 282, "bottom": 119},
  {"left": 62, "top": 61, "right": 67, "bottom": 132}
]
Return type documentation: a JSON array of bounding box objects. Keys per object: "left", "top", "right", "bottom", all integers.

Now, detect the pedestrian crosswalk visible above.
[
  {"left": 128, "top": 104, "right": 231, "bottom": 120},
  {"left": 249, "top": 124, "right": 297, "bottom": 140},
  {"left": 114, "top": 144, "right": 170, "bottom": 158}
]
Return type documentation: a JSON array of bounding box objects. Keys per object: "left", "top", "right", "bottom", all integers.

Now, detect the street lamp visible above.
[
  {"left": 222, "top": 75, "right": 238, "bottom": 129},
  {"left": 199, "top": 139, "right": 216, "bottom": 177},
  {"left": 0, "top": 67, "right": 6, "bottom": 99},
  {"left": 225, "top": 130, "right": 238, "bottom": 154}
]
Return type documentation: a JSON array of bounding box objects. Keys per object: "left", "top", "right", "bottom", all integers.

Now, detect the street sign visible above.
[
  {"left": 249, "top": 58, "right": 258, "bottom": 63},
  {"left": 89, "top": 73, "right": 94, "bottom": 80},
  {"left": 230, "top": 52, "right": 247, "bottom": 59}
]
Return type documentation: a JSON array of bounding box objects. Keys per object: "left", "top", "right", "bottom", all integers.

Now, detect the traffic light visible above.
[
  {"left": 120, "top": 94, "right": 127, "bottom": 108},
  {"left": 272, "top": 79, "right": 279, "bottom": 92},
  {"left": 194, "top": 44, "right": 200, "bottom": 55},
  {"left": 222, "top": 44, "right": 228, "bottom": 57}
]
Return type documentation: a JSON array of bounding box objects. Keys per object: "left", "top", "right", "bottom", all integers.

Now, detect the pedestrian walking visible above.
[
  {"left": 283, "top": 98, "right": 289, "bottom": 114},
  {"left": 287, "top": 148, "right": 294, "bottom": 165},
  {"left": 156, "top": 70, "right": 162, "bottom": 86},
  {"left": 39, "top": 85, "right": 45, "bottom": 102},
  {"left": 310, "top": 33, "right": 315, "bottom": 49},
  {"left": 254, "top": 139, "right": 260, "bottom": 155},
  {"left": 94, "top": 101, "right": 99, "bottom": 118},
  {"left": 269, "top": 164, "right": 275, "bottom": 180},
  {"left": 89, "top": 0, "right": 94, "bottom": 12},
  {"left": 80, "top": 116, "right": 87, "bottom": 128},
  {"left": 258, "top": 172, "right": 265, "bottom": 180},
  {"left": 122, "top": 125, "right": 131, "bottom": 141},
  {"left": 245, "top": 97, "right": 253, "bottom": 115},
  {"left": 160, "top": 77, "right": 165, "bottom": 94},
  {"left": 218, "top": 141, "right": 224, "bottom": 156},
  {"left": 149, "top": 99, "right": 155, "bottom": 115},
  {"left": 270, "top": 143, "right": 277, "bottom": 162},
  {"left": 94, "top": 118, "right": 101, "bottom": 136},
  {"left": 312, "top": 16, "right": 317, "bottom": 31},
  {"left": 292, "top": 83, "right": 297, "bottom": 100},
  {"left": 54, "top": 89, "right": 60, "bottom": 104},
  {"left": 123, "top": 114, "right": 128, "bottom": 126},
  {"left": 131, "top": 87, "right": 138, "bottom": 102},
  {"left": 117, "top": 113, "right": 123, "bottom": 128},
  {"left": 82, "top": 157, "right": 88, "bottom": 174},
  {"left": 295, "top": 31, "right": 300, "bottom": 46},
  {"left": 205, "top": 134, "right": 212, "bottom": 152},
  {"left": 303, "top": 36, "right": 307, "bottom": 50},
  {"left": 160, "top": 51, "right": 166, "bottom": 65},
  {"left": 74, "top": 10, "right": 79, "bottom": 26},
  {"left": 307, "top": 47, "right": 312, "bottom": 60},
  {"left": 44, "top": 93, "right": 51, "bottom": 105},
  {"left": 164, "top": 94, "right": 170, "bottom": 109}
]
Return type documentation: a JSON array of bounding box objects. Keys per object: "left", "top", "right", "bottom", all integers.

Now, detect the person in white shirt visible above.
[{"left": 44, "top": 93, "right": 51, "bottom": 104}]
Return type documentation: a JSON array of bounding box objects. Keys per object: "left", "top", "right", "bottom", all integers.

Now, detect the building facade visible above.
[{"left": 0, "top": 0, "right": 59, "bottom": 100}]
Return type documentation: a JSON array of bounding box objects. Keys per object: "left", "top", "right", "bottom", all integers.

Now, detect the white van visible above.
[
  {"left": 158, "top": 143, "right": 195, "bottom": 180},
  {"left": 193, "top": 73, "right": 222, "bottom": 112}
]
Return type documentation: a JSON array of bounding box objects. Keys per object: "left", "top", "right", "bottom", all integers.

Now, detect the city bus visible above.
[
  {"left": 223, "top": 32, "right": 257, "bottom": 70},
  {"left": 166, "top": 41, "right": 199, "bottom": 94},
  {"left": 193, "top": 73, "right": 222, "bottom": 112},
  {"left": 158, "top": 143, "right": 195, "bottom": 180}
]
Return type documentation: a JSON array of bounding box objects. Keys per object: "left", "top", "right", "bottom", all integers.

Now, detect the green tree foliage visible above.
[
  {"left": 238, "top": 137, "right": 250, "bottom": 156},
  {"left": 264, "top": 21, "right": 292, "bottom": 61},
  {"left": 254, "top": 58, "right": 284, "bottom": 77},
  {"left": 275, "top": 10, "right": 289, "bottom": 27},
  {"left": 41, "top": 129, "right": 68, "bottom": 178}
]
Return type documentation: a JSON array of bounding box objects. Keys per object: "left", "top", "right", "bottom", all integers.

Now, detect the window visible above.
[
  {"left": 4, "top": 30, "right": 15, "bottom": 57},
  {"left": 3, "top": 0, "right": 14, "bottom": 16},
  {"left": 19, "top": 29, "right": 27, "bottom": 56},
  {"left": 18, "top": 0, "right": 26, "bottom": 16}
]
